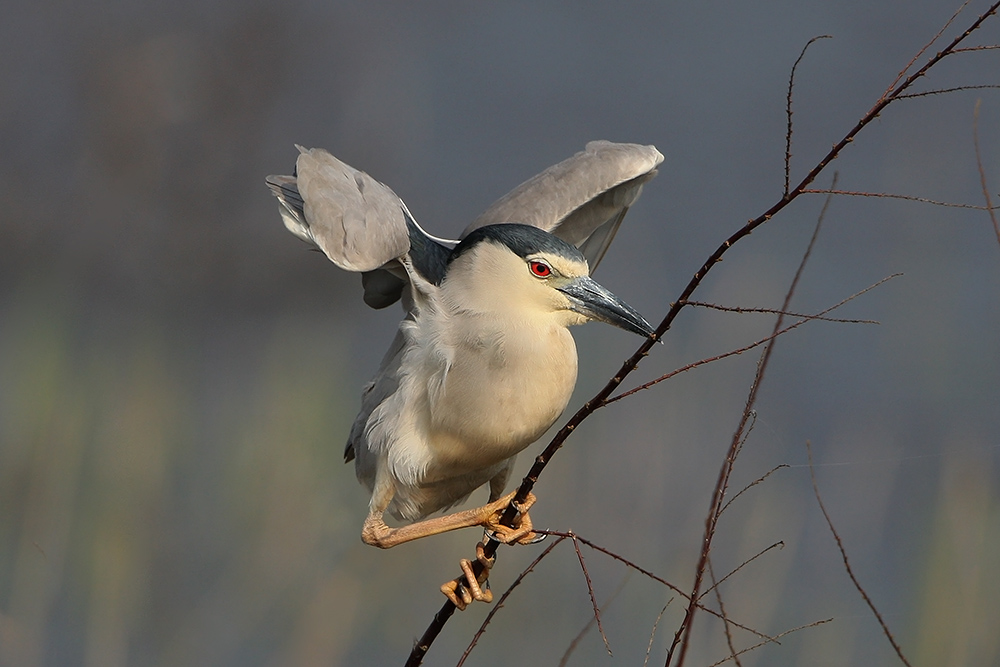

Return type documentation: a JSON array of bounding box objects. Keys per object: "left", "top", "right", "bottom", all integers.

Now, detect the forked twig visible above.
[
  {"left": 609, "top": 274, "right": 898, "bottom": 406},
  {"left": 805, "top": 442, "right": 913, "bottom": 667},
  {"left": 455, "top": 536, "right": 566, "bottom": 667},
  {"left": 540, "top": 530, "right": 782, "bottom": 645},
  {"left": 667, "top": 178, "right": 832, "bottom": 667},
  {"left": 880, "top": 0, "right": 973, "bottom": 100},
  {"left": 703, "top": 619, "right": 834, "bottom": 667},
  {"left": 707, "top": 557, "right": 743, "bottom": 667},
  {"left": 719, "top": 464, "right": 790, "bottom": 517},
  {"left": 786, "top": 35, "right": 833, "bottom": 196},
  {"left": 570, "top": 533, "right": 613, "bottom": 656}
]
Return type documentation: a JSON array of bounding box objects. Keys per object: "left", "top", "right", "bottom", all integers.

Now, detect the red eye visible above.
[{"left": 529, "top": 261, "right": 552, "bottom": 278}]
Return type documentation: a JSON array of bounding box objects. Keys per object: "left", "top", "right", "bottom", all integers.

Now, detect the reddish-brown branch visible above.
[
  {"left": 668, "top": 177, "right": 832, "bottom": 667},
  {"left": 897, "top": 83, "right": 1000, "bottom": 98},
  {"left": 707, "top": 557, "right": 743, "bottom": 667},
  {"left": 406, "top": 4, "right": 1000, "bottom": 664},
  {"left": 801, "top": 187, "right": 997, "bottom": 209},
  {"left": 455, "top": 536, "right": 566, "bottom": 667},
  {"left": 786, "top": 36, "right": 834, "bottom": 196},
  {"left": 806, "top": 442, "right": 913, "bottom": 666},
  {"left": 559, "top": 574, "right": 629, "bottom": 667},
  {"left": 609, "top": 274, "right": 896, "bottom": 406},
  {"left": 644, "top": 603, "right": 672, "bottom": 667},
  {"left": 570, "top": 533, "right": 613, "bottom": 656},
  {"left": 881, "top": 0, "right": 973, "bottom": 99},
  {"left": 699, "top": 542, "right": 785, "bottom": 602},
  {"left": 541, "top": 530, "right": 781, "bottom": 645},
  {"left": 973, "top": 100, "right": 1000, "bottom": 245},
  {"left": 703, "top": 619, "right": 834, "bottom": 667},
  {"left": 719, "top": 464, "right": 790, "bottom": 517}
]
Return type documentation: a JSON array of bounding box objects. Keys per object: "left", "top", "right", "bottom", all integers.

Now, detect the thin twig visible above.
[
  {"left": 703, "top": 619, "right": 834, "bottom": 667},
  {"left": 699, "top": 542, "right": 786, "bottom": 602},
  {"left": 570, "top": 532, "right": 613, "bottom": 656},
  {"left": 951, "top": 43, "right": 1000, "bottom": 51},
  {"left": 880, "top": 0, "right": 972, "bottom": 100},
  {"left": 455, "top": 536, "right": 566, "bottom": 667},
  {"left": 681, "top": 300, "right": 880, "bottom": 324},
  {"left": 805, "top": 442, "right": 913, "bottom": 667},
  {"left": 559, "top": 573, "right": 629, "bottom": 667},
  {"left": 668, "top": 180, "right": 834, "bottom": 667},
  {"left": 719, "top": 464, "right": 790, "bottom": 517},
  {"left": 973, "top": 99, "right": 1000, "bottom": 245},
  {"left": 407, "top": 5, "right": 1000, "bottom": 663},
  {"left": 708, "top": 556, "right": 743, "bottom": 667},
  {"left": 644, "top": 602, "right": 673, "bottom": 667},
  {"left": 897, "top": 83, "right": 1000, "bottom": 98},
  {"left": 609, "top": 274, "right": 897, "bottom": 406},
  {"left": 786, "top": 36, "right": 833, "bottom": 196},
  {"left": 539, "top": 530, "right": 781, "bottom": 645},
  {"left": 801, "top": 188, "right": 997, "bottom": 210}
]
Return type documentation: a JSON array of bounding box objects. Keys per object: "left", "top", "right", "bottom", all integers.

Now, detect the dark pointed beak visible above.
[{"left": 558, "top": 276, "right": 655, "bottom": 338}]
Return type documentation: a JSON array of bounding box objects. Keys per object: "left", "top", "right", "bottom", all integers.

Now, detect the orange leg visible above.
[{"left": 361, "top": 490, "right": 538, "bottom": 548}]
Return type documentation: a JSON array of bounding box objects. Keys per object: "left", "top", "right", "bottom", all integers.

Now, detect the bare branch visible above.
[
  {"left": 801, "top": 188, "right": 997, "bottom": 210},
  {"left": 681, "top": 300, "right": 880, "bottom": 324},
  {"left": 559, "top": 574, "right": 629, "bottom": 667},
  {"left": 973, "top": 100, "right": 1000, "bottom": 245},
  {"left": 540, "top": 530, "right": 781, "bottom": 645},
  {"left": 454, "top": 536, "right": 567, "bottom": 667},
  {"left": 408, "top": 5, "right": 1000, "bottom": 662},
  {"left": 609, "top": 274, "right": 898, "bottom": 406},
  {"left": 720, "top": 464, "right": 791, "bottom": 517},
  {"left": 700, "top": 542, "right": 785, "bottom": 602},
  {"left": 571, "top": 532, "right": 613, "bottom": 656},
  {"left": 708, "top": 557, "right": 743, "bottom": 667},
  {"left": 897, "top": 83, "right": 1000, "bottom": 99},
  {"left": 806, "top": 442, "right": 913, "bottom": 667},
  {"left": 704, "top": 619, "right": 834, "bottom": 667},
  {"left": 786, "top": 36, "right": 834, "bottom": 196},
  {"left": 644, "top": 602, "right": 673, "bottom": 667},
  {"left": 881, "top": 0, "right": 973, "bottom": 99},
  {"left": 951, "top": 43, "right": 1000, "bottom": 52},
  {"left": 668, "top": 179, "right": 833, "bottom": 667}
]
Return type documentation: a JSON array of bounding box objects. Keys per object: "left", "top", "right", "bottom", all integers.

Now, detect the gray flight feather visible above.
[
  {"left": 462, "top": 140, "right": 663, "bottom": 270},
  {"left": 266, "top": 141, "right": 662, "bottom": 310}
]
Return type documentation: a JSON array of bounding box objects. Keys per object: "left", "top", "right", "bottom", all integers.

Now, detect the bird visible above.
[{"left": 266, "top": 140, "right": 662, "bottom": 608}]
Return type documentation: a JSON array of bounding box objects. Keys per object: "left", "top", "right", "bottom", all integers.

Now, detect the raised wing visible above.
[
  {"left": 266, "top": 146, "right": 415, "bottom": 272},
  {"left": 463, "top": 140, "right": 663, "bottom": 270},
  {"left": 267, "top": 141, "right": 661, "bottom": 308},
  {"left": 267, "top": 146, "right": 454, "bottom": 308}
]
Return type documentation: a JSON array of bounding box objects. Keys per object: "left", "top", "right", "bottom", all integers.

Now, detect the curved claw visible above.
[
  {"left": 483, "top": 492, "right": 540, "bottom": 545},
  {"left": 440, "top": 542, "right": 494, "bottom": 610}
]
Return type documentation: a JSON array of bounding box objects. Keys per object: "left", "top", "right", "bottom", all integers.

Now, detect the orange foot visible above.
[{"left": 440, "top": 542, "right": 495, "bottom": 610}]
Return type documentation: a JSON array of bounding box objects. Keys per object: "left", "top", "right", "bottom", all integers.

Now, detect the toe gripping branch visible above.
[{"left": 440, "top": 492, "right": 541, "bottom": 610}]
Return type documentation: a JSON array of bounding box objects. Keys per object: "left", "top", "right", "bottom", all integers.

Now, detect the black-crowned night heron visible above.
[{"left": 266, "top": 141, "right": 662, "bottom": 608}]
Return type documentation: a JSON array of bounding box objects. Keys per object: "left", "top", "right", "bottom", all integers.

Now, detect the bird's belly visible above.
[{"left": 426, "top": 327, "right": 578, "bottom": 472}]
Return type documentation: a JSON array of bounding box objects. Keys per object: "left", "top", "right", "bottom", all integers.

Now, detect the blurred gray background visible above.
[{"left": 1, "top": 1, "right": 998, "bottom": 665}]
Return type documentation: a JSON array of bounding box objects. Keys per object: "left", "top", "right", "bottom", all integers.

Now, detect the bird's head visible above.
[{"left": 444, "top": 224, "right": 654, "bottom": 337}]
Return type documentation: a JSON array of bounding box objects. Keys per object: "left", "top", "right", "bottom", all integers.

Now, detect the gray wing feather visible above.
[
  {"left": 462, "top": 140, "right": 663, "bottom": 270},
  {"left": 266, "top": 146, "right": 412, "bottom": 273}
]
